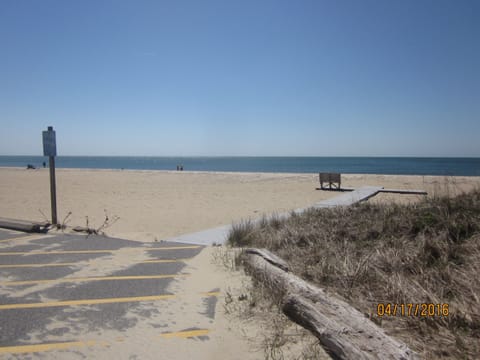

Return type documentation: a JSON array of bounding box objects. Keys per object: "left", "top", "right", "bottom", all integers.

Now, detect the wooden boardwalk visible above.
[
  {"left": 316, "top": 187, "right": 427, "bottom": 195},
  {"left": 313, "top": 186, "right": 384, "bottom": 208},
  {"left": 379, "top": 188, "right": 427, "bottom": 195}
]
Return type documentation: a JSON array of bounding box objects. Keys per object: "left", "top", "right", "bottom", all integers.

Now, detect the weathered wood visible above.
[
  {"left": 319, "top": 173, "right": 342, "bottom": 190},
  {"left": 72, "top": 226, "right": 97, "bottom": 234},
  {"left": 0, "top": 218, "right": 49, "bottom": 233},
  {"left": 315, "top": 187, "right": 428, "bottom": 196},
  {"left": 242, "top": 250, "right": 418, "bottom": 360},
  {"left": 379, "top": 189, "right": 428, "bottom": 195},
  {"left": 283, "top": 295, "right": 372, "bottom": 360},
  {"left": 314, "top": 186, "right": 383, "bottom": 208},
  {"left": 316, "top": 186, "right": 356, "bottom": 192},
  {"left": 244, "top": 248, "right": 289, "bottom": 271}
]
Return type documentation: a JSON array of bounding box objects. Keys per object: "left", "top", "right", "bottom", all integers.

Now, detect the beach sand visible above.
[
  {"left": 0, "top": 168, "right": 479, "bottom": 241},
  {"left": 1, "top": 168, "right": 479, "bottom": 358}
]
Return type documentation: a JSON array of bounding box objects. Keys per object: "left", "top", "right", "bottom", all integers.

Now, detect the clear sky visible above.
[{"left": 0, "top": 0, "right": 479, "bottom": 157}]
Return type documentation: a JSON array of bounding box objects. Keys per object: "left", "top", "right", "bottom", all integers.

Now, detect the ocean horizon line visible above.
[
  {"left": 1, "top": 155, "right": 479, "bottom": 176},
  {"left": 2, "top": 155, "right": 480, "bottom": 159}
]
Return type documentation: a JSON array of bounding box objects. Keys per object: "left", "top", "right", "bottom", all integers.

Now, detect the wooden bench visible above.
[{"left": 319, "top": 173, "right": 341, "bottom": 190}]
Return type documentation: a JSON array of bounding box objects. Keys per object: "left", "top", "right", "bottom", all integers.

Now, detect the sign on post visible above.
[
  {"left": 42, "top": 126, "right": 58, "bottom": 225},
  {"left": 42, "top": 127, "right": 57, "bottom": 156}
]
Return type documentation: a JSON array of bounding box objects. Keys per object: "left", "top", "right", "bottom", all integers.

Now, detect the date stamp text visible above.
[{"left": 376, "top": 303, "right": 449, "bottom": 317}]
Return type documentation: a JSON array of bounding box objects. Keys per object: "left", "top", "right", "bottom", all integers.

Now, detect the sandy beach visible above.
[
  {"left": 1, "top": 167, "right": 479, "bottom": 241},
  {"left": 1, "top": 168, "right": 479, "bottom": 359}
]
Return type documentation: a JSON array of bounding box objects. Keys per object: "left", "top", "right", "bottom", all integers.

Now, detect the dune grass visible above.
[{"left": 228, "top": 189, "right": 480, "bottom": 359}]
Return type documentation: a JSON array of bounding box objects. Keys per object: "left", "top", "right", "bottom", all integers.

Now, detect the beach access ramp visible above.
[
  {"left": 312, "top": 186, "right": 384, "bottom": 208},
  {"left": 165, "top": 186, "right": 386, "bottom": 246}
]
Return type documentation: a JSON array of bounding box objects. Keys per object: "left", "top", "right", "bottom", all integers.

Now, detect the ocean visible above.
[{"left": 0, "top": 156, "right": 479, "bottom": 176}]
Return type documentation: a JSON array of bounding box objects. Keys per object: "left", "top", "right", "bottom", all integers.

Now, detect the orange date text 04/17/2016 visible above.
[{"left": 376, "top": 303, "right": 449, "bottom": 317}]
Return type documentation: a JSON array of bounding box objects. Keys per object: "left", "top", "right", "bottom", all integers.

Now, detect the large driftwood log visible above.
[{"left": 242, "top": 248, "right": 418, "bottom": 360}]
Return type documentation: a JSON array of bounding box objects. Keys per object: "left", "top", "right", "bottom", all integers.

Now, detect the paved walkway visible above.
[{"left": 0, "top": 229, "right": 255, "bottom": 359}]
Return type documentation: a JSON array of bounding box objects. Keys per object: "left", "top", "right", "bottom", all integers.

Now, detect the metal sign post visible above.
[{"left": 42, "top": 126, "right": 58, "bottom": 225}]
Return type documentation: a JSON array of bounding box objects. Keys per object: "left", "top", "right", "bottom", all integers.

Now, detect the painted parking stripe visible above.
[
  {"left": 148, "top": 246, "right": 201, "bottom": 250},
  {"left": 1, "top": 273, "right": 190, "bottom": 286},
  {"left": 160, "top": 329, "right": 210, "bottom": 339},
  {"left": 0, "top": 258, "right": 191, "bottom": 269},
  {"left": 0, "top": 294, "right": 175, "bottom": 310},
  {"left": 0, "top": 329, "right": 212, "bottom": 354},
  {"left": 0, "top": 245, "right": 200, "bottom": 256},
  {"left": 0, "top": 292, "right": 218, "bottom": 310},
  {"left": 0, "top": 340, "right": 101, "bottom": 354}
]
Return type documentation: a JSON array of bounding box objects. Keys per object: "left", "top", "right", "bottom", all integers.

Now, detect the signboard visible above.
[{"left": 42, "top": 128, "right": 57, "bottom": 157}]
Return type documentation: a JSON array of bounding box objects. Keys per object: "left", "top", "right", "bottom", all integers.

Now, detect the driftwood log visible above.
[
  {"left": 242, "top": 248, "right": 418, "bottom": 360},
  {"left": 0, "top": 217, "right": 49, "bottom": 233}
]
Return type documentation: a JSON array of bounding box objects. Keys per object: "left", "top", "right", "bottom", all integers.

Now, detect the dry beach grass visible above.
[{"left": 228, "top": 187, "right": 480, "bottom": 358}]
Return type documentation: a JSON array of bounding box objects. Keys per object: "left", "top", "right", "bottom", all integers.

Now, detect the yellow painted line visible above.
[
  {"left": 0, "top": 328, "right": 212, "bottom": 354},
  {"left": 0, "top": 258, "right": 191, "bottom": 269},
  {"left": 160, "top": 329, "right": 210, "bottom": 339},
  {"left": 0, "top": 340, "right": 100, "bottom": 354},
  {"left": 0, "top": 294, "right": 176, "bottom": 310},
  {"left": 0, "top": 245, "right": 200, "bottom": 256},
  {"left": 148, "top": 246, "right": 200, "bottom": 251},
  {"left": 202, "top": 291, "right": 221, "bottom": 297},
  {"left": 0, "top": 234, "right": 53, "bottom": 243},
  {"left": 0, "top": 291, "right": 218, "bottom": 311},
  {"left": 1, "top": 274, "right": 190, "bottom": 286}
]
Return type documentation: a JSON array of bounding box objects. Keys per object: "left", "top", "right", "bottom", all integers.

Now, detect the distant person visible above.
[
  {"left": 43, "top": 161, "right": 46, "bottom": 168},
  {"left": 176, "top": 165, "right": 179, "bottom": 171},
  {"left": 180, "top": 165, "right": 184, "bottom": 171}
]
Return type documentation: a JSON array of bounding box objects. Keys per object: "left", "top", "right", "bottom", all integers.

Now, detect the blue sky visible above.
[{"left": 0, "top": 0, "right": 479, "bottom": 156}]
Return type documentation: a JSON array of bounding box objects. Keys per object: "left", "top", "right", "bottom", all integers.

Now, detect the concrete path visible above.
[
  {"left": 165, "top": 225, "right": 232, "bottom": 247},
  {"left": 165, "top": 186, "right": 385, "bottom": 247}
]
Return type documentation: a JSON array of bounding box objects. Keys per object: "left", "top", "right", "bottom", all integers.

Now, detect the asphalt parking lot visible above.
[{"left": 0, "top": 228, "right": 220, "bottom": 358}]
